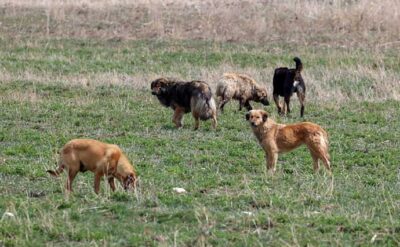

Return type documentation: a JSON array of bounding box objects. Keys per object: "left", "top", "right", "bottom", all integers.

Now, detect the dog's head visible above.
[
  {"left": 254, "top": 87, "right": 270, "bottom": 106},
  {"left": 123, "top": 173, "right": 136, "bottom": 191},
  {"left": 151, "top": 78, "right": 169, "bottom": 95},
  {"left": 116, "top": 154, "right": 137, "bottom": 191},
  {"left": 246, "top": 110, "right": 268, "bottom": 127}
]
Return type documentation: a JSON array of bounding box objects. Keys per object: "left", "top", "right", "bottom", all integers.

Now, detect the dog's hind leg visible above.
[
  {"left": 297, "top": 91, "right": 305, "bottom": 117},
  {"left": 273, "top": 94, "right": 282, "bottom": 115},
  {"left": 284, "top": 96, "right": 291, "bottom": 115},
  {"left": 309, "top": 137, "right": 331, "bottom": 175},
  {"left": 310, "top": 151, "right": 320, "bottom": 173},
  {"left": 108, "top": 177, "right": 116, "bottom": 192},
  {"left": 172, "top": 107, "right": 185, "bottom": 128},
  {"left": 191, "top": 106, "right": 201, "bottom": 130}
]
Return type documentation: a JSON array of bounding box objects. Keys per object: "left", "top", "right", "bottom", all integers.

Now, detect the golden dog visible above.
[
  {"left": 47, "top": 139, "right": 137, "bottom": 194},
  {"left": 246, "top": 110, "right": 331, "bottom": 174}
]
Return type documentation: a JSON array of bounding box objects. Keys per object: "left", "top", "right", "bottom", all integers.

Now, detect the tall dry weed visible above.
[{"left": 1, "top": 0, "right": 399, "bottom": 47}]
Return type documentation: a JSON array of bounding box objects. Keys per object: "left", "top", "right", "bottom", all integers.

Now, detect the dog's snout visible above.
[
  {"left": 151, "top": 91, "right": 157, "bottom": 95},
  {"left": 261, "top": 99, "right": 270, "bottom": 106}
]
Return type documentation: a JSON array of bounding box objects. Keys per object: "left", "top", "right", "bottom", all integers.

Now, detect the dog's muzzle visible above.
[
  {"left": 151, "top": 91, "right": 158, "bottom": 95},
  {"left": 261, "top": 99, "right": 270, "bottom": 106}
]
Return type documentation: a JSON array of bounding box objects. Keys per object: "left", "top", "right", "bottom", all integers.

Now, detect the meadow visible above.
[{"left": 1, "top": 1, "right": 400, "bottom": 246}]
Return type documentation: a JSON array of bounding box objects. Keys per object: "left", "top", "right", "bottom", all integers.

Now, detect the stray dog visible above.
[
  {"left": 47, "top": 139, "right": 137, "bottom": 194},
  {"left": 273, "top": 57, "right": 306, "bottom": 117},
  {"left": 216, "top": 73, "right": 269, "bottom": 112},
  {"left": 151, "top": 78, "right": 217, "bottom": 130},
  {"left": 246, "top": 110, "right": 331, "bottom": 174}
]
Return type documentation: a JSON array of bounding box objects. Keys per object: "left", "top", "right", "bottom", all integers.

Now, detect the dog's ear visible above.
[
  {"left": 245, "top": 112, "right": 250, "bottom": 120},
  {"left": 262, "top": 111, "right": 268, "bottom": 122},
  {"left": 108, "top": 149, "right": 121, "bottom": 170}
]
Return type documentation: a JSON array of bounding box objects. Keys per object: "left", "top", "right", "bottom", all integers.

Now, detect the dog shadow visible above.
[
  {"left": 161, "top": 124, "right": 177, "bottom": 130},
  {"left": 160, "top": 124, "right": 217, "bottom": 132}
]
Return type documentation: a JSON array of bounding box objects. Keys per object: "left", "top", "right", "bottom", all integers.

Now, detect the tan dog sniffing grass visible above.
[
  {"left": 246, "top": 110, "right": 331, "bottom": 175},
  {"left": 216, "top": 73, "right": 269, "bottom": 112},
  {"left": 47, "top": 139, "right": 137, "bottom": 194}
]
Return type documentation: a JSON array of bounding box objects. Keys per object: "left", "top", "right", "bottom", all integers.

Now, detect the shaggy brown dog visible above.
[
  {"left": 47, "top": 139, "right": 137, "bottom": 194},
  {"left": 246, "top": 110, "right": 331, "bottom": 174},
  {"left": 273, "top": 57, "right": 306, "bottom": 117},
  {"left": 151, "top": 78, "right": 217, "bottom": 130},
  {"left": 216, "top": 73, "right": 269, "bottom": 112}
]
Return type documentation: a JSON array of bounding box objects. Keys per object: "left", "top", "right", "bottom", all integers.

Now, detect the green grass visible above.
[{"left": 1, "top": 39, "right": 400, "bottom": 246}]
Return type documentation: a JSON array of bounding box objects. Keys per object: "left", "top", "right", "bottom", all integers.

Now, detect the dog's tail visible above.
[
  {"left": 319, "top": 129, "right": 330, "bottom": 160},
  {"left": 47, "top": 162, "right": 65, "bottom": 177},
  {"left": 191, "top": 89, "right": 217, "bottom": 121},
  {"left": 215, "top": 81, "right": 226, "bottom": 98},
  {"left": 294, "top": 57, "right": 303, "bottom": 72}
]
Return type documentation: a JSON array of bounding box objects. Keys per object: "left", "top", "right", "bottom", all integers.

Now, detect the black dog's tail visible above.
[{"left": 294, "top": 57, "right": 303, "bottom": 72}]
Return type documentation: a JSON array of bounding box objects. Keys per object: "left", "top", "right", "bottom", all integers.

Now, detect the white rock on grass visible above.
[
  {"left": 172, "top": 187, "right": 187, "bottom": 194},
  {"left": 2, "top": 212, "right": 15, "bottom": 220}
]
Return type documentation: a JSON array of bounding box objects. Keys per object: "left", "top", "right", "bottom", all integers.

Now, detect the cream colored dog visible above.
[
  {"left": 47, "top": 139, "right": 137, "bottom": 194},
  {"left": 216, "top": 73, "right": 269, "bottom": 112},
  {"left": 246, "top": 110, "right": 331, "bottom": 174}
]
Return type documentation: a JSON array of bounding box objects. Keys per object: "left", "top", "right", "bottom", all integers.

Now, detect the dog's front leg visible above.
[
  {"left": 94, "top": 172, "right": 103, "bottom": 194},
  {"left": 218, "top": 98, "right": 229, "bottom": 112},
  {"left": 244, "top": 100, "right": 252, "bottom": 111},
  {"left": 211, "top": 115, "right": 218, "bottom": 129},
  {"left": 238, "top": 99, "right": 244, "bottom": 111},
  {"left": 108, "top": 177, "right": 116, "bottom": 191},
  {"left": 193, "top": 117, "right": 200, "bottom": 130},
  {"left": 266, "top": 152, "right": 278, "bottom": 174},
  {"left": 66, "top": 169, "right": 78, "bottom": 192}
]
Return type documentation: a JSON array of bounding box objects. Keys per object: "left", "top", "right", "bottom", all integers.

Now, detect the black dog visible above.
[
  {"left": 273, "top": 57, "right": 306, "bottom": 117},
  {"left": 151, "top": 78, "right": 217, "bottom": 130}
]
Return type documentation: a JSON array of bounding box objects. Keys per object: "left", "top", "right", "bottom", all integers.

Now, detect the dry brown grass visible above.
[
  {"left": 1, "top": 0, "right": 400, "bottom": 47},
  {"left": 2, "top": 63, "right": 399, "bottom": 103},
  {"left": 1, "top": 0, "right": 399, "bottom": 103}
]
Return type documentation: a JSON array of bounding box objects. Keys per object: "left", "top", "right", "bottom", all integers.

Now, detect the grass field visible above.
[
  {"left": 1, "top": 1, "right": 400, "bottom": 246},
  {"left": 1, "top": 38, "right": 399, "bottom": 246}
]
